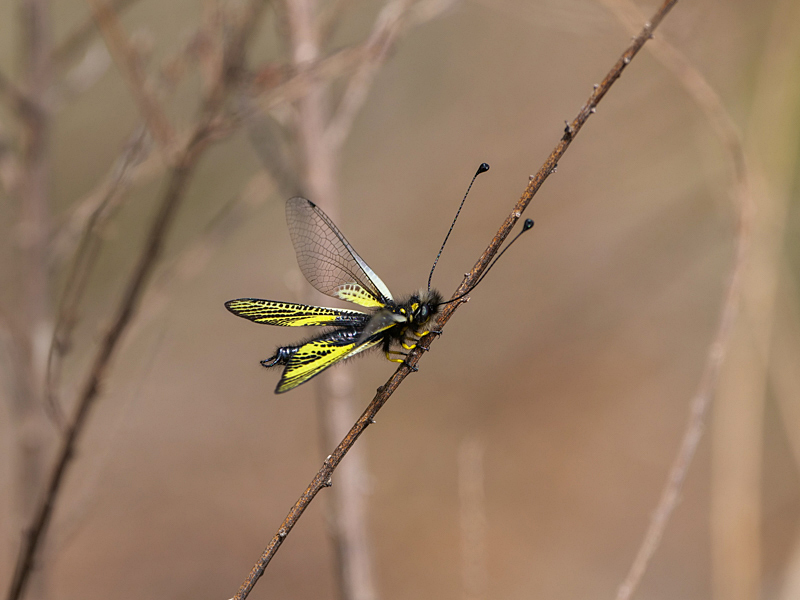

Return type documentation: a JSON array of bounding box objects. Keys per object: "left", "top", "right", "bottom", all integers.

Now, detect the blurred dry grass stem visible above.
[
  {"left": 597, "top": 1, "right": 754, "bottom": 599},
  {"left": 711, "top": 1, "right": 800, "bottom": 599},
  {"left": 459, "top": 438, "right": 487, "bottom": 600}
]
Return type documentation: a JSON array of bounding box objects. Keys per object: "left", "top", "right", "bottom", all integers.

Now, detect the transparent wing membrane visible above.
[{"left": 286, "top": 197, "right": 393, "bottom": 308}]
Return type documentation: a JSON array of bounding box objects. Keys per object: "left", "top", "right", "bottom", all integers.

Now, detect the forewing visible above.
[
  {"left": 225, "top": 298, "right": 368, "bottom": 327},
  {"left": 276, "top": 329, "right": 382, "bottom": 393},
  {"left": 286, "top": 196, "right": 393, "bottom": 308}
]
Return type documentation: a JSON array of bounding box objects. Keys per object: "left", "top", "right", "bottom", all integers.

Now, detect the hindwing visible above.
[{"left": 276, "top": 329, "right": 383, "bottom": 393}]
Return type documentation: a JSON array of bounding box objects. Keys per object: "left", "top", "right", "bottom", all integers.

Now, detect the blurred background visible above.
[{"left": 1, "top": 0, "right": 799, "bottom": 599}]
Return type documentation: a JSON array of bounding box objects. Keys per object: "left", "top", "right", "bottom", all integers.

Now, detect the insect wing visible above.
[
  {"left": 276, "top": 329, "right": 382, "bottom": 393},
  {"left": 286, "top": 197, "right": 393, "bottom": 308},
  {"left": 225, "top": 298, "right": 368, "bottom": 327}
]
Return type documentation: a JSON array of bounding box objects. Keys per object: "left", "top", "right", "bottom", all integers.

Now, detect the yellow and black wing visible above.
[
  {"left": 225, "top": 298, "right": 369, "bottom": 327},
  {"left": 276, "top": 329, "right": 382, "bottom": 393},
  {"left": 286, "top": 197, "right": 394, "bottom": 309}
]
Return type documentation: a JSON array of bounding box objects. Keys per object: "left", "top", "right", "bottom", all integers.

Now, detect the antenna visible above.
[
  {"left": 427, "top": 163, "right": 490, "bottom": 291},
  {"left": 440, "top": 218, "right": 534, "bottom": 305}
]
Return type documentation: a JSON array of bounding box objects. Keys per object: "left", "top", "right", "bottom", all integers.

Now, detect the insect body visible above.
[
  {"left": 226, "top": 163, "right": 534, "bottom": 394},
  {"left": 226, "top": 197, "right": 443, "bottom": 393}
]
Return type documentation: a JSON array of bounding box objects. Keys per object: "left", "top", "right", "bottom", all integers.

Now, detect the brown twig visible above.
[
  {"left": 231, "top": 2, "right": 678, "bottom": 598},
  {"left": 597, "top": 1, "right": 753, "bottom": 598},
  {"left": 6, "top": 3, "right": 267, "bottom": 599}
]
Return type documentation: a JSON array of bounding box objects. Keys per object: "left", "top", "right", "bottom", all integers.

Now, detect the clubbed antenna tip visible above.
[
  {"left": 427, "top": 162, "right": 491, "bottom": 291},
  {"left": 439, "top": 216, "right": 536, "bottom": 305}
]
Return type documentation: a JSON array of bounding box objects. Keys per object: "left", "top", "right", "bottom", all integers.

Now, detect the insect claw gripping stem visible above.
[{"left": 403, "top": 358, "right": 419, "bottom": 372}]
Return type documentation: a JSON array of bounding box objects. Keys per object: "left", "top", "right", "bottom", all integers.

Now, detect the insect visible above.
[{"left": 225, "top": 164, "right": 533, "bottom": 393}]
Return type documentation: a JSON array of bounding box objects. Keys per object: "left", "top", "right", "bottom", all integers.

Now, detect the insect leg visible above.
[
  {"left": 401, "top": 329, "right": 433, "bottom": 350},
  {"left": 401, "top": 340, "right": 417, "bottom": 350},
  {"left": 385, "top": 349, "right": 407, "bottom": 364}
]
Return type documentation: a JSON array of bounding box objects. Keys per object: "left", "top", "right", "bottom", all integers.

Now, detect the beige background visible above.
[{"left": 1, "top": 1, "right": 799, "bottom": 599}]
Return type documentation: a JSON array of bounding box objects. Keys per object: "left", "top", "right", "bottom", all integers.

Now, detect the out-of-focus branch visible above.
[
  {"left": 6, "top": 3, "right": 54, "bottom": 600},
  {"left": 7, "top": 124, "right": 205, "bottom": 600},
  {"left": 710, "top": 0, "right": 800, "bottom": 598},
  {"left": 87, "top": 0, "right": 176, "bottom": 149},
  {"left": 230, "top": 3, "right": 678, "bottom": 598},
  {"left": 318, "top": 0, "right": 355, "bottom": 46},
  {"left": 131, "top": 170, "right": 275, "bottom": 333},
  {"left": 459, "top": 438, "right": 487, "bottom": 600},
  {"left": 325, "top": 0, "right": 454, "bottom": 150},
  {"left": 45, "top": 126, "right": 151, "bottom": 425},
  {"left": 0, "top": 70, "right": 39, "bottom": 117},
  {"left": 53, "top": 41, "right": 372, "bottom": 264},
  {"left": 281, "top": 2, "right": 378, "bottom": 599},
  {"left": 324, "top": 0, "right": 411, "bottom": 151},
  {"left": 593, "top": 1, "right": 754, "bottom": 599},
  {"left": 0, "top": 119, "right": 22, "bottom": 197},
  {"left": 6, "top": 3, "right": 267, "bottom": 599},
  {"left": 53, "top": 0, "right": 141, "bottom": 69},
  {"left": 773, "top": 268, "right": 800, "bottom": 600}
]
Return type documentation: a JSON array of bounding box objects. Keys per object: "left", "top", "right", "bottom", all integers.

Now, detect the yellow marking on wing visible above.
[
  {"left": 277, "top": 337, "right": 381, "bottom": 393},
  {"left": 225, "top": 299, "right": 365, "bottom": 326},
  {"left": 335, "top": 283, "right": 385, "bottom": 308}
]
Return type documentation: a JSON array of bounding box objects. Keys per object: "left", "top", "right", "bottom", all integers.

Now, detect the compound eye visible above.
[{"left": 419, "top": 305, "right": 429, "bottom": 319}]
